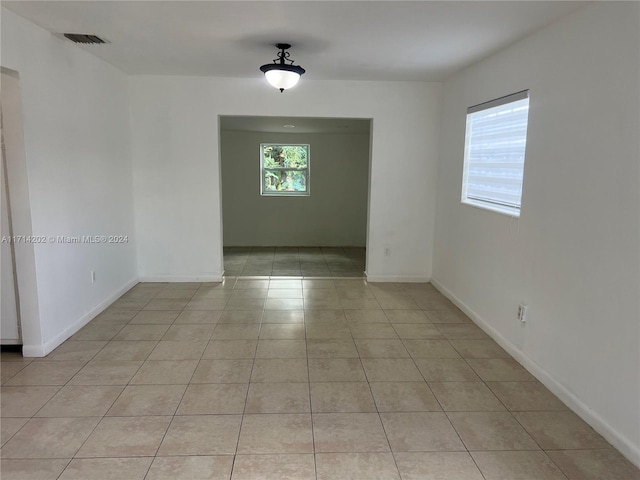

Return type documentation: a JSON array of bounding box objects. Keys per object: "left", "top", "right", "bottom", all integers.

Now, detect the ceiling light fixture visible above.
[{"left": 260, "top": 43, "right": 306, "bottom": 93}]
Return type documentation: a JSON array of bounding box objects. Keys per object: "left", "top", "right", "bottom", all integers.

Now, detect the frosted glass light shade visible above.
[{"left": 264, "top": 70, "right": 301, "bottom": 90}]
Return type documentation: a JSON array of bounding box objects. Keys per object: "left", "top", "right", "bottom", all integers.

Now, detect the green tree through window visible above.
[{"left": 261, "top": 144, "right": 309, "bottom": 195}]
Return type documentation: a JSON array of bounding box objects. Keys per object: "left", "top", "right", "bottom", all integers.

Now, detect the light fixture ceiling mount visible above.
[{"left": 260, "top": 43, "right": 306, "bottom": 93}]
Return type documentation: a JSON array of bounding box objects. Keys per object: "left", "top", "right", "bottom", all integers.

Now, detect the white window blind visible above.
[{"left": 462, "top": 90, "right": 530, "bottom": 216}]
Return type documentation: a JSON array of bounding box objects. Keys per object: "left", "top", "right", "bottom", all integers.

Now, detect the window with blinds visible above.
[{"left": 462, "top": 90, "right": 530, "bottom": 216}]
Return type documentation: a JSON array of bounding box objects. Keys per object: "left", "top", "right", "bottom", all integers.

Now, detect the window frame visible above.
[
  {"left": 461, "top": 90, "right": 530, "bottom": 217},
  {"left": 260, "top": 143, "right": 310, "bottom": 197}
]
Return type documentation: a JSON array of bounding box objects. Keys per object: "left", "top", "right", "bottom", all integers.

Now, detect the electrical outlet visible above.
[
  {"left": 91, "top": 271, "right": 95, "bottom": 284},
  {"left": 384, "top": 247, "right": 391, "bottom": 257},
  {"left": 517, "top": 304, "right": 527, "bottom": 322}
]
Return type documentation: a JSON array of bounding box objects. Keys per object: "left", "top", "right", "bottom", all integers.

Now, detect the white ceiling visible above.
[{"left": 3, "top": 1, "right": 587, "bottom": 82}]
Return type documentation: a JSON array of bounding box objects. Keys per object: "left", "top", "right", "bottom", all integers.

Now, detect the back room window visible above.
[
  {"left": 462, "top": 90, "right": 530, "bottom": 216},
  {"left": 261, "top": 144, "right": 310, "bottom": 196}
]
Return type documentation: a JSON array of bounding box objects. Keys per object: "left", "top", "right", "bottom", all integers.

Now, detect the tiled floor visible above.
[
  {"left": 223, "top": 247, "right": 366, "bottom": 277},
  {"left": 2, "top": 279, "right": 639, "bottom": 480}
]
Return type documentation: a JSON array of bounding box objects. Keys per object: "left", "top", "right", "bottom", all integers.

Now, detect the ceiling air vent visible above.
[{"left": 63, "top": 34, "right": 108, "bottom": 44}]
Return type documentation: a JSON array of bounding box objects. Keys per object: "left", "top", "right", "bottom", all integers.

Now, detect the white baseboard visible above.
[
  {"left": 22, "top": 276, "right": 139, "bottom": 358},
  {"left": 365, "top": 273, "right": 430, "bottom": 283},
  {"left": 138, "top": 274, "right": 223, "bottom": 283},
  {"left": 430, "top": 277, "right": 640, "bottom": 469}
]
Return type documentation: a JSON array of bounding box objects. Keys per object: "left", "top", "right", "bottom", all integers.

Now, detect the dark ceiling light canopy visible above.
[{"left": 259, "top": 43, "right": 306, "bottom": 93}]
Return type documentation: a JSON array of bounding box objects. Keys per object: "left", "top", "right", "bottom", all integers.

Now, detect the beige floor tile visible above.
[
  {"left": 107, "top": 385, "right": 186, "bottom": 416},
  {"left": 381, "top": 412, "right": 465, "bottom": 452},
  {"left": 435, "top": 324, "right": 489, "bottom": 340},
  {"left": 177, "top": 383, "right": 248, "bottom": 414},
  {"left": 245, "top": 383, "right": 310, "bottom": 413},
  {"left": 308, "top": 358, "right": 367, "bottom": 382},
  {"left": 158, "top": 415, "right": 242, "bottom": 455},
  {"left": 212, "top": 324, "right": 261, "bottom": 340},
  {"left": 425, "top": 308, "right": 472, "bottom": 324},
  {"left": 218, "top": 311, "right": 263, "bottom": 324},
  {"left": 302, "top": 279, "right": 337, "bottom": 289},
  {"left": 487, "top": 382, "right": 567, "bottom": 411},
  {"left": 72, "top": 323, "right": 124, "bottom": 341},
  {"left": 5, "top": 361, "right": 85, "bottom": 386},
  {"left": 2, "top": 417, "right": 100, "bottom": 458},
  {"left": 1, "top": 362, "right": 27, "bottom": 384},
  {"left": 345, "top": 310, "right": 388, "bottom": 324},
  {"left": 304, "top": 289, "right": 340, "bottom": 301},
  {"left": 449, "top": 339, "right": 510, "bottom": 358},
  {"left": 304, "top": 310, "right": 346, "bottom": 323},
  {"left": 429, "top": 382, "right": 506, "bottom": 411},
  {"left": 113, "top": 324, "right": 170, "bottom": 341},
  {"left": 203, "top": 340, "right": 257, "bottom": 359},
  {"left": 93, "top": 341, "right": 157, "bottom": 361},
  {"left": 109, "top": 297, "right": 150, "bottom": 310},
  {"left": 255, "top": 339, "right": 306, "bottom": 358},
  {"left": 355, "top": 339, "right": 410, "bottom": 358},
  {"left": 175, "top": 310, "right": 222, "bottom": 324},
  {"left": 251, "top": 358, "right": 309, "bottom": 383},
  {"left": 58, "top": 457, "right": 153, "bottom": 480},
  {"left": 154, "top": 289, "right": 197, "bottom": 300},
  {"left": 267, "top": 288, "right": 303, "bottom": 299},
  {"left": 361, "top": 358, "right": 423, "bottom": 382},
  {"left": 130, "top": 360, "right": 198, "bottom": 384},
  {"left": 403, "top": 339, "right": 461, "bottom": 359},
  {"left": 235, "top": 279, "right": 270, "bottom": 289},
  {"left": 393, "top": 324, "right": 444, "bottom": 339},
  {"left": 311, "top": 382, "right": 376, "bottom": 413},
  {"left": 313, "top": 413, "right": 390, "bottom": 453},
  {"left": 186, "top": 298, "right": 230, "bottom": 310},
  {"left": 384, "top": 310, "right": 430, "bottom": 324},
  {"left": 238, "top": 414, "right": 313, "bottom": 454},
  {"left": 37, "top": 385, "right": 124, "bottom": 417},
  {"left": 269, "top": 279, "right": 303, "bottom": 289},
  {"left": 471, "top": 451, "right": 568, "bottom": 480},
  {"left": 0, "top": 459, "right": 70, "bottom": 480},
  {"left": 316, "top": 452, "right": 400, "bottom": 480},
  {"left": 147, "top": 341, "right": 207, "bottom": 360},
  {"left": 265, "top": 298, "right": 304, "bottom": 310},
  {"left": 147, "top": 456, "right": 234, "bottom": 480},
  {"left": 1, "top": 417, "right": 28, "bottom": 446},
  {"left": 232, "top": 454, "right": 315, "bottom": 480},
  {"left": 144, "top": 299, "right": 189, "bottom": 311},
  {"left": 0, "top": 385, "right": 60, "bottom": 417},
  {"left": 129, "top": 311, "right": 179, "bottom": 324},
  {"left": 92, "top": 309, "right": 138, "bottom": 324},
  {"left": 338, "top": 288, "right": 375, "bottom": 300},
  {"left": 370, "top": 382, "right": 441, "bottom": 412},
  {"left": 162, "top": 324, "right": 215, "bottom": 341},
  {"left": 225, "top": 298, "right": 265, "bottom": 311},
  {"left": 513, "top": 411, "right": 610, "bottom": 449},
  {"left": 546, "top": 449, "right": 640, "bottom": 480},
  {"left": 349, "top": 324, "right": 398, "bottom": 339},
  {"left": 77, "top": 416, "right": 171, "bottom": 457},
  {"left": 305, "top": 323, "right": 352, "bottom": 339},
  {"left": 262, "top": 310, "right": 304, "bottom": 324},
  {"left": 259, "top": 324, "right": 305, "bottom": 339},
  {"left": 231, "top": 288, "right": 269, "bottom": 299},
  {"left": 394, "top": 451, "right": 485, "bottom": 480},
  {"left": 415, "top": 358, "right": 480, "bottom": 381},
  {"left": 447, "top": 411, "right": 539, "bottom": 450},
  {"left": 466, "top": 358, "right": 536, "bottom": 382},
  {"left": 39, "top": 341, "right": 106, "bottom": 362},
  {"left": 191, "top": 359, "right": 253, "bottom": 383},
  {"left": 69, "top": 361, "right": 143, "bottom": 385}
]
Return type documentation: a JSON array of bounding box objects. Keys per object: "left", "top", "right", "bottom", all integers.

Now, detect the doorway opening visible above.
[{"left": 219, "top": 116, "right": 371, "bottom": 277}]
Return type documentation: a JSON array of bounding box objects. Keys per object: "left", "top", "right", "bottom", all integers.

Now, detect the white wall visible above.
[
  {"left": 130, "top": 77, "right": 441, "bottom": 282},
  {"left": 221, "top": 130, "right": 369, "bottom": 247},
  {"left": 1, "top": 9, "right": 138, "bottom": 356},
  {"left": 432, "top": 2, "right": 640, "bottom": 465}
]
